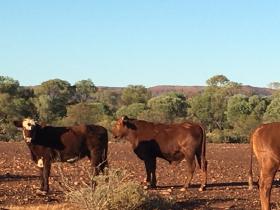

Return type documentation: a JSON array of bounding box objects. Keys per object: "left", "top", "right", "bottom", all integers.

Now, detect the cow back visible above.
[{"left": 252, "top": 122, "right": 280, "bottom": 161}]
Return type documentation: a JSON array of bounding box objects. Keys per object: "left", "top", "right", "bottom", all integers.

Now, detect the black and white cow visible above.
[{"left": 14, "top": 118, "right": 108, "bottom": 195}]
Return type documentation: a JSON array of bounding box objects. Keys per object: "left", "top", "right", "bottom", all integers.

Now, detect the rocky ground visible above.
[{"left": 1, "top": 141, "right": 280, "bottom": 209}]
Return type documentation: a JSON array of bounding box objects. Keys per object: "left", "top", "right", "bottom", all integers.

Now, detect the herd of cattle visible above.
[{"left": 12, "top": 116, "right": 280, "bottom": 210}]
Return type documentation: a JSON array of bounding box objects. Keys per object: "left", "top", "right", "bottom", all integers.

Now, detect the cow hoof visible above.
[
  {"left": 150, "top": 184, "right": 156, "bottom": 189},
  {"left": 198, "top": 187, "right": 204, "bottom": 192},
  {"left": 36, "top": 189, "right": 48, "bottom": 196},
  {"left": 180, "top": 187, "right": 187, "bottom": 192},
  {"left": 248, "top": 185, "right": 254, "bottom": 190},
  {"left": 143, "top": 184, "right": 156, "bottom": 190}
]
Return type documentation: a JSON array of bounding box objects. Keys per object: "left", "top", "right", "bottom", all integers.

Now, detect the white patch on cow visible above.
[
  {"left": 22, "top": 118, "right": 36, "bottom": 131},
  {"left": 22, "top": 130, "right": 32, "bottom": 142},
  {"left": 37, "top": 157, "right": 44, "bottom": 168},
  {"left": 24, "top": 136, "right": 32, "bottom": 143},
  {"left": 67, "top": 156, "right": 79, "bottom": 163}
]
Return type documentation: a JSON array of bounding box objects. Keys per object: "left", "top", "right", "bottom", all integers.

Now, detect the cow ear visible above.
[{"left": 13, "top": 120, "right": 23, "bottom": 128}]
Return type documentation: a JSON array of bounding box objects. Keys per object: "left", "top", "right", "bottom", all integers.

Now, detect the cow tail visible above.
[
  {"left": 102, "top": 131, "right": 109, "bottom": 169},
  {"left": 248, "top": 133, "right": 254, "bottom": 190},
  {"left": 200, "top": 124, "right": 207, "bottom": 172}
]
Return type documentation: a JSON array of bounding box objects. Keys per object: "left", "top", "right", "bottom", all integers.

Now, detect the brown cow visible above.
[
  {"left": 248, "top": 122, "right": 280, "bottom": 210},
  {"left": 111, "top": 116, "right": 207, "bottom": 191},
  {"left": 14, "top": 118, "right": 108, "bottom": 195}
]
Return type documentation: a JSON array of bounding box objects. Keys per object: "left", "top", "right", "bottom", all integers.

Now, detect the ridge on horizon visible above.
[{"left": 98, "top": 84, "right": 274, "bottom": 97}]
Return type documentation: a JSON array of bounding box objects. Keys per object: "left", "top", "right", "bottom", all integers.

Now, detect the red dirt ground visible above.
[{"left": 1, "top": 141, "right": 280, "bottom": 209}]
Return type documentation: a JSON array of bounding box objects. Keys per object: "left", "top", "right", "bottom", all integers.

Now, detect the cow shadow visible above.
[
  {"left": 0, "top": 173, "right": 39, "bottom": 182},
  {"left": 156, "top": 179, "right": 280, "bottom": 190},
  {"left": 173, "top": 198, "right": 242, "bottom": 210}
]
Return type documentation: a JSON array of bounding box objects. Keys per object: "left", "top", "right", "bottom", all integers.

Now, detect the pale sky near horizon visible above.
[{"left": 0, "top": 1, "right": 279, "bottom": 88}]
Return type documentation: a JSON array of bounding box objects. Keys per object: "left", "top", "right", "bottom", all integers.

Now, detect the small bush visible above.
[
  {"left": 207, "top": 129, "right": 248, "bottom": 144},
  {"left": 59, "top": 168, "right": 173, "bottom": 210}
]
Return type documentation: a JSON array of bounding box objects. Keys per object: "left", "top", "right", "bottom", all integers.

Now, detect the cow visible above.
[
  {"left": 111, "top": 116, "right": 207, "bottom": 191},
  {"left": 14, "top": 118, "right": 108, "bottom": 195},
  {"left": 248, "top": 122, "right": 280, "bottom": 210}
]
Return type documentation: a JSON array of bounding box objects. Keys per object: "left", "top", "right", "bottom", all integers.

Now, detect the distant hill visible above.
[
  {"left": 148, "top": 85, "right": 204, "bottom": 97},
  {"left": 99, "top": 85, "right": 274, "bottom": 97}
]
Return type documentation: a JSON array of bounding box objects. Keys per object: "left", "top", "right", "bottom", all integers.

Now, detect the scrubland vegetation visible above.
[{"left": 0, "top": 74, "right": 280, "bottom": 143}]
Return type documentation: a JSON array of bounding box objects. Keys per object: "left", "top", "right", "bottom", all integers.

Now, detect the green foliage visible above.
[
  {"left": 139, "top": 92, "right": 187, "bottom": 123},
  {"left": 223, "top": 94, "right": 267, "bottom": 143},
  {"left": 248, "top": 95, "right": 270, "bottom": 120},
  {"left": 116, "top": 103, "right": 146, "bottom": 119},
  {"left": 189, "top": 75, "right": 242, "bottom": 132},
  {"left": 263, "top": 95, "right": 280, "bottom": 122},
  {"left": 121, "top": 85, "right": 151, "bottom": 106},
  {"left": 0, "top": 76, "right": 20, "bottom": 95},
  {"left": 34, "top": 79, "right": 72, "bottom": 99},
  {"left": 0, "top": 74, "right": 278, "bottom": 143},
  {"left": 206, "top": 75, "right": 230, "bottom": 87},
  {"left": 94, "top": 89, "right": 121, "bottom": 112},
  {"left": 75, "top": 79, "right": 97, "bottom": 102},
  {"left": 189, "top": 90, "right": 228, "bottom": 131},
  {"left": 34, "top": 94, "right": 59, "bottom": 123},
  {"left": 226, "top": 94, "right": 251, "bottom": 125},
  {"left": 0, "top": 92, "right": 37, "bottom": 140},
  {"left": 34, "top": 79, "right": 72, "bottom": 123},
  {"left": 207, "top": 129, "right": 248, "bottom": 143},
  {"left": 59, "top": 102, "right": 111, "bottom": 126}
]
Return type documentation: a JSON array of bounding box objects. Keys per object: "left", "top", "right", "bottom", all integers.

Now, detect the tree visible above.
[
  {"left": 189, "top": 75, "right": 242, "bottom": 131},
  {"left": 34, "top": 79, "right": 72, "bottom": 100},
  {"left": 74, "top": 79, "right": 97, "bottom": 102},
  {"left": 116, "top": 103, "right": 146, "bottom": 119},
  {"left": 206, "top": 75, "right": 230, "bottom": 87},
  {"left": 268, "top": 82, "right": 280, "bottom": 90},
  {"left": 248, "top": 95, "right": 270, "bottom": 120},
  {"left": 60, "top": 102, "right": 111, "bottom": 126},
  {"left": 189, "top": 90, "right": 228, "bottom": 131},
  {"left": 0, "top": 93, "right": 37, "bottom": 140},
  {"left": 139, "top": 92, "right": 187, "bottom": 123},
  {"left": 121, "top": 85, "right": 151, "bottom": 106},
  {"left": 225, "top": 94, "right": 269, "bottom": 143},
  {"left": 226, "top": 94, "right": 251, "bottom": 125},
  {"left": 34, "top": 79, "right": 72, "bottom": 123},
  {"left": 263, "top": 95, "right": 280, "bottom": 122},
  {"left": 0, "top": 76, "right": 20, "bottom": 95},
  {"left": 94, "top": 89, "right": 121, "bottom": 112}
]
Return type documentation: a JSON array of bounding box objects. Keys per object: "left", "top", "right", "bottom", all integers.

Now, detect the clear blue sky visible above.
[{"left": 0, "top": 1, "right": 279, "bottom": 88}]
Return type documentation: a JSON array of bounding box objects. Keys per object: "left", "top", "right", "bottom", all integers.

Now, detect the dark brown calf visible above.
[
  {"left": 14, "top": 118, "right": 108, "bottom": 195},
  {"left": 248, "top": 122, "right": 280, "bottom": 210},
  {"left": 112, "top": 116, "right": 207, "bottom": 191}
]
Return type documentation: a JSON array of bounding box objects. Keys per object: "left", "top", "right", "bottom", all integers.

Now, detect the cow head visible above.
[
  {"left": 14, "top": 118, "right": 38, "bottom": 143},
  {"left": 111, "top": 116, "right": 130, "bottom": 139}
]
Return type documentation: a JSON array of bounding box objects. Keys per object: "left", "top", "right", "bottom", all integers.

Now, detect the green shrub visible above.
[{"left": 207, "top": 129, "right": 248, "bottom": 144}]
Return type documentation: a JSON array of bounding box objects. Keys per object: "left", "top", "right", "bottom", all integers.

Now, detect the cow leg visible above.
[
  {"left": 259, "top": 158, "right": 278, "bottom": 210},
  {"left": 196, "top": 155, "right": 208, "bottom": 191},
  {"left": 181, "top": 157, "right": 196, "bottom": 191},
  {"left": 144, "top": 158, "right": 157, "bottom": 188},
  {"left": 38, "top": 160, "right": 51, "bottom": 195},
  {"left": 39, "top": 167, "right": 44, "bottom": 191},
  {"left": 90, "top": 148, "right": 102, "bottom": 176},
  {"left": 144, "top": 160, "right": 151, "bottom": 184}
]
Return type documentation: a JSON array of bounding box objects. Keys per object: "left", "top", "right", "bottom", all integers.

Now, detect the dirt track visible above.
[{"left": 1, "top": 141, "right": 280, "bottom": 209}]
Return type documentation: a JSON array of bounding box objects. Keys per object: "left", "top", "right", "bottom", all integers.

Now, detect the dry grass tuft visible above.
[{"left": 58, "top": 166, "right": 174, "bottom": 210}]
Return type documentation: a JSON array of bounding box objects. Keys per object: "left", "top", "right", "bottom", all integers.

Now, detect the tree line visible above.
[{"left": 0, "top": 75, "right": 279, "bottom": 143}]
